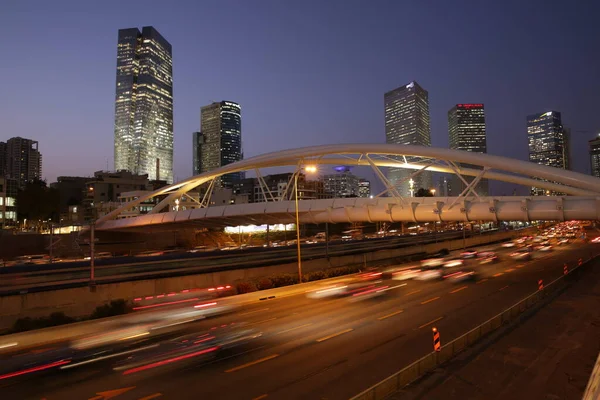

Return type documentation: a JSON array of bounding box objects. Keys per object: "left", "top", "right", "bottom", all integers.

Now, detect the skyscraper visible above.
[
  {"left": 3, "top": 137, "right": 42, "bottom": 188},
  {"left": 448, "top": 103, "right": 489, "bottom": 196},
  {"left": 197, "top": 101, "right": 243, "bottom": 188},
  {"left": 527, "top": 111, "right": 569, "bottom": 195},
  {"left": 192, "top": 131, "right": 202, "bottom": 176},
  {"left": 384, "top": 81, "right": 432, "bottom": 196},
  {"left": 589, "top": 134, "right": 600, "bottom": 178},
  {"left": 114, "top": 26, "right": 173, "bottom": 183},
  {"left": 358, "top": 178, "right": 371, "bottom": 198}
]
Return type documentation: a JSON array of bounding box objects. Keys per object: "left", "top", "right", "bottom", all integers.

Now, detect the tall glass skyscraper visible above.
[
  {"left": 527, "top": 111, "right": 569, "bottom": 195},
  {"left": 384, "top": 81, "right": 432, "bottom": 196},
  {"left": 196, "top": 101, "right": 243, "bottom": 188},
  {"left": 114, "top": 26, "right": 173, "bottom": 183},
  {"left": 448, "top": 104, "right": 489, "bottom": 196},
  {"left": 589, "top": 135, "right": 600, "bottom": 178}
]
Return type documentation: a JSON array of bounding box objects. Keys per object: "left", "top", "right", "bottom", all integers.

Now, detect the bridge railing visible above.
[{"left": 350, "top": 253, "right": 597, "bottom": 400}]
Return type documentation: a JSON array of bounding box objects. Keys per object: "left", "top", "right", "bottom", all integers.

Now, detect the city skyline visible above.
[{"left": 1, "top": 1, "right": 599, "bottom": 192}]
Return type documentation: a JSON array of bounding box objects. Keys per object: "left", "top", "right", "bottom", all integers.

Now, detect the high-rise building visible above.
[
  {"left": 589, "top": 135, "right": 600, "bottom": 178},
  {"left": 358, "top": 178, "right": 371, "bottom": 198},
  {"left": 384, "top": 81, "right": 432, "bottom": 196},
  {"left": 192, "top": 131, "right": 202, "bottom": 176},
  {"left": 448, "top": 103, "right": 489, "bottom": 196},
  {"left": 198, "top": 101, "right": 243, "bottom": 188},
  {"left": 3, "top": 137, "right": 42, "bottom": 188},
  {"left": 323, "top": 167, "right": 360, "bottom": 198},
  {"left": 0, "top": 142, "right": 6, "bottom": 177},
  {"left": 114, "top": 26, "right": 173, "bottom": 183},
  {"left": 437, "top": 176, "right": 452, "bottom": 197},
  {"left": 527, "top": 111, "right": 569, "bottom": 195}
]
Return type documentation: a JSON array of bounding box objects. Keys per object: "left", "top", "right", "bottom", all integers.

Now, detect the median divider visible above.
[{"left": 350, "top": 253, "right": 597, "bottom": 400}]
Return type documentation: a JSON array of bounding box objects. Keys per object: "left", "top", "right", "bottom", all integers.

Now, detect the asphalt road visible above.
[
  {"left": 1, "top": 239, "right": 594, "bottom": 400},
  {"left": 0, "top": 230, "right": 474, "bottom": 294}
]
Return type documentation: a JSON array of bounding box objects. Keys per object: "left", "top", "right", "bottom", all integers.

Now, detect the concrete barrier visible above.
[
  {"left": 350, "top": 254, "right": 596, "bottom": 400},
  {"left": 0, "top": 228, "right": 532, "bottom": 331}
]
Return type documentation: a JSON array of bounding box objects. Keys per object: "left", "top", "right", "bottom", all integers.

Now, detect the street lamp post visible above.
[{"left": 294, "top": 165, "right": 317, "bottom": 283}]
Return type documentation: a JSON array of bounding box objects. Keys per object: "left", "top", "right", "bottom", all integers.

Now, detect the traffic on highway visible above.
[{"left": 0, "top": 222, "right": 594, "bottom": 399}]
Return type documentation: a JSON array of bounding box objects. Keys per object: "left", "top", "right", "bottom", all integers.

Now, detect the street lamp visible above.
[
  {"left": 430, "top": 188, "right": 436, "bottom": 196},
  {"left": 294, "top": 165, "right": 317, "bottom": 283}
]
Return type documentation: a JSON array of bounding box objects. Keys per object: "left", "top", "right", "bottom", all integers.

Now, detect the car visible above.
[
  {"left": 443, "top": 258, "right": 464, "bottom": 268},
  {"left": 535, "top": 245, "right": 552, "bottom": 252},
  {"left": 461, "top": 250, "right": 478, "bottom": 259},
  {"left": 592, "top": 237, "right": 600, "bottom": 243},
  {"left": 421, "top": 258, "right": 445, "bottom": 268},
  {"left": 444, "top": 270, "right": 477, "bottom": 283},
  {"left": 391, "top": 268, "right": 420, "bottom": 281},
  {"left": 414, "top": 268, "right": 443, "bottom": 281},
  {"left": 477, "top": 251, "right": 498, "bottom": 264},
  {"left": 501, "top": 242, "right": 516, "bottom": 248},
  {"left": 510, "top": 248, "right": 532, "bottom": 260}
]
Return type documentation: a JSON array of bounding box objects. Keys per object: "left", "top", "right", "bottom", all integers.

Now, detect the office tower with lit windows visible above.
[
  {"left": 589, "top": 135, "right": 600, "bottom": 178},
  {"left": 192, "top": 131, "right": 202, "bottom": 176},
  {"left": 358, "top": 178, "right": 371, "bottom": 198},
  {"left": 1, "top": 137, "right": 42, "bottom": 189},
  {"left": 448, "top": 103, "right": 489, "bottom": 196},
  {"left": 527, "top": 111, "right": 569, "bottom": 195},
  {"left": 197, "top": 101, "right": 243, "bottom": 188},
  {"left": 114, "top": 26, "right": 173, "bottom": 183},
  {"left": 384, "top": 81, "right": 432, "bottom": 196}
]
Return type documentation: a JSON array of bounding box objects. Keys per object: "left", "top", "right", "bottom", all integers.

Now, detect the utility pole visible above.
[
  {"left": 90, "top": 219, "right": 96, "bottom": 284},
  {"left": 325, "top": 222, "right": 330, "bottom": 260},
  {"left": 49, "top": 223, "right": 54, "bottom": 264}
]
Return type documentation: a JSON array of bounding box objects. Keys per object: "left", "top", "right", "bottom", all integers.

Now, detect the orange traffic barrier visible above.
[
  {"left": 538, "top": 279, "right": 544, "bottom": 290},
  {"left": 564, "top": 264, "right": 568, "bottom": 275},
  {"left": 432, "top": 327, "right": 441, "bottom": 352}
]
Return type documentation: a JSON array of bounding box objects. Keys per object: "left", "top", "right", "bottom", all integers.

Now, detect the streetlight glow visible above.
[
  {"left": 430, "top": 188, "right": 436, "bottom": 196},
  {"left": 304, "top": 165, "right": 317, "bottom": 173}
]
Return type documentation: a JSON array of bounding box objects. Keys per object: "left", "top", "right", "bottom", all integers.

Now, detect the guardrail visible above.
[{"left": 350, "top": 253, "right": 596, "bottom": 400}]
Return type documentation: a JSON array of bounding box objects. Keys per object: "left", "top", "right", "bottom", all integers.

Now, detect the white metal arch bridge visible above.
[{"left": 95, "top": 144, "right": 600, "bottom": 232}]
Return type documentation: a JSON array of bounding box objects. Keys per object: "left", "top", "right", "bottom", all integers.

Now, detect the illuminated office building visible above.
[
  {"left": 197, "top": 101, "right": 243, "bottom": 188},
  {"left": 448, "top": 103, "right": 488, "bottom": 196},
  {"left": 114, "top": 26, "right": 173, "bottom": 183},
  {"left": 1, "top": 137, "right": 42, "bottom": 189},
  {"left": 527, "top": 111, "right": 569, "bottom": 195},
  {"left": 384, "top": 81, "right": 432, "bottom": 196},
  {"left": 589, "top": 134, "right": 600, "bottom": 178},
  {"left": 358, "top": 179, "right": 371, "bottom": 198}
]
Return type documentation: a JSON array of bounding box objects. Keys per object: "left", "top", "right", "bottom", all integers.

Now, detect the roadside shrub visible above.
[
  {"left": 304, "top": 270, "right": 326, "bottom": 282},
  {"left": 90, "top": 299, "right": 131, "bottom": 320},
  {"left": 257, "top": 278, "right": 274, "bottom": 290},
  {"left": 11, "top": 312, "right": 75, "bottom": 333},
  {"left": 236, "top": 281, "right": 257, "bottom": 294},
  {"left": 270, "top": 274, "right": 298, "bottom": 288}
]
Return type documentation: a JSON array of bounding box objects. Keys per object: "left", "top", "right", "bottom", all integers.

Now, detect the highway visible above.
[
  {"left": 0, "top": 233, "right": 595, "bottom": 399},
  {"left": 0, "top": 230, "right": 479, "bottom": 294}
]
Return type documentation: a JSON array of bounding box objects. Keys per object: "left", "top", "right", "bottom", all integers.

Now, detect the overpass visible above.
[{"left": 95, "top": 144, "right": 600, "bottom": 231}]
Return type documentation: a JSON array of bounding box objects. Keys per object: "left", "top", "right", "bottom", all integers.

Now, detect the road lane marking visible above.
[
  {"left": 450, "top": 286, "right": 468, "bottom": 294},
  {"left": 516, "top": 264, "right": 526, "bottom": 268},
  {"left": 316, "top": 328, "right": 354, "bottom": 343},
  {"left": 421, "top": 296, "right": 441, "bottom": 305},
  {"left": 505, "top": 268, "right": 515, "bottom": 273},
  {"left": 378, "top": 310, "right": 404, "bottom": 320},
  {"left": 499, "top": 285, "right": 509, "bottom": 291},
  {"left": 88, "top": 387, "right": 136, "bottom": 400},
  {"left": 476, "top": 278, "right": 488, "bottom": 284},
  {"left": 277, "top": 323, "right": 312, "bottom": 334},
  {"left": 252, "top": 395, "right": 268, "bottom": 400},
  {"left": 138, "top": 394, "right": 162, "bottom": 400},
  {"left": 404, "top": 289, "right": 422, "bottom": 296},
  {"left": 239, "top": 308, "right": 270, "bottom": 316},
  {"left": 383, "top": 283, "right": 408, "bottom": 291},
  {"left": 225, "top": 354, "right": 279, "bottom": 373},
  {"left": 493, "top": 272, "right": 504, "bottom": 277},
  {"left": 419, "top": 316, "right": 444, "bottom": 329}
]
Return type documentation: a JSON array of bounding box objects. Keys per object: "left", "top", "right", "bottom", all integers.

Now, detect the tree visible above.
[
  {"left": 415, "top": 188, "right": 434, "bottom": 197},
  {"left": 16, "top": 180, "right": 60, "bottom": 226}
]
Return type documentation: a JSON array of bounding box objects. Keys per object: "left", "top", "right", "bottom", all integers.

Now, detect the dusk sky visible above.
[{"left": 1, "top": 0, "right": 599, "bottom": 193}]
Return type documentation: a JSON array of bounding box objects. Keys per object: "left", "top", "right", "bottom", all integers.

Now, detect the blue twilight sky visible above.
[{"left": 1, "top": 0, "right": 599, "bottom": 193}]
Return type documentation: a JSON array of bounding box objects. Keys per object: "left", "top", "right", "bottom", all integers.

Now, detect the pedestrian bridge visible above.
[{"left": 95, "top": 144, "right": 600, "bottom": 232}]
